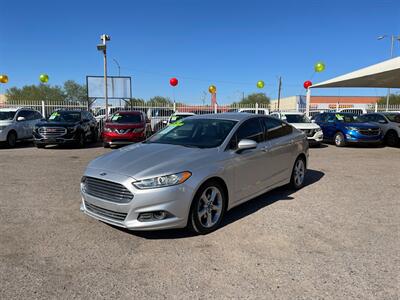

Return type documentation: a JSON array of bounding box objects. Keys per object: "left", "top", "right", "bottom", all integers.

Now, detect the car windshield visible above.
[
  {"left": 0, "top": 111, "right": 16, "bottom": 121},
  {"left": 110, "top": 113, "right": 142, "bottom": 123},
  {"left": 384, "top": 113, "right": 400, "bottom": 123},
  {"left": 170, "top": 115, "right": 191, "bottom": 123},
  {"left": 334, "top": 113, "right": 360, "bottom": 123},
  {"left": 147, "top": 118, "right": 237, "bottom": 148},
  {"left": 285, "top": 114, "right": 310, "bottom": 123},
  {"left": 48, "top": 111, "right": 81, "bottom": 122}
]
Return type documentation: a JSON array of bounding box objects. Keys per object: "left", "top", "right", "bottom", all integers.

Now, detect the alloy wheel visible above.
[
  {"left": 294, "top": 159, "right": 305, "bottom": 187},
  {"left": 197, "top": 186, "right": 223, "bottom": 228}
]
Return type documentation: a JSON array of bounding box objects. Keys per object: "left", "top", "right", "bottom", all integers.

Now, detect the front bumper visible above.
[
  {"left": 307, "top": 130, "right": 323, "bottom": 144},
  {"left": 344, "top": 131, "right": 382, "bottom": 143},
  {"left": 80, "top": 169, "right": 195, "bottom": 230},
  {"left": 33, "top": 130, "right": 79, "bottom": 145},
  {"left": 102, "top": 132, "right": 146, "bottom": 145}
]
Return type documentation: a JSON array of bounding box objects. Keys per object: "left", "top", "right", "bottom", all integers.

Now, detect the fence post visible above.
[
  {"left": 336, "top": 102, "right": 339, "bottom": 112},
  {"left": 214, "top": 103, "right": 218, "bottom": 114},
  {"left": 41, "top": 101, "right": 45, "bottom": 117},
  {"left": 375, "top": 102, "right": 378, "bottom": 112},
  {"left": 173, "top": 102, "right": 176, "bottom": 112},
  {"left": 255, "top": 102, "right": 259, "bottom": 114}
]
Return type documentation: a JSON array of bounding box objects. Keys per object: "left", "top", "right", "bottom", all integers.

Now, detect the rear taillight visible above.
[{"left": 132, "top": 128, "right": 144, "bottom": 133}]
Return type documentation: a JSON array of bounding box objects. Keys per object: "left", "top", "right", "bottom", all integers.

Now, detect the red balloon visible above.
[
  {"left": 170, "top": 78, "right": 178, "bottom": 87},
  {"left": 303, "top": 80, "right": 312, "bottom": 89}
]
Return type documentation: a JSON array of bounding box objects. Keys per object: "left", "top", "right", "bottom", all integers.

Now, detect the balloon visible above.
[
  {"left": 314, "top": 62, "right": 325, "bottom": 72},
  {"left": 256, "top": 80, "right": 265, "bottom": 89},
  {"left": 208, "top": 85, "right": 217, "bottom": 94},
  {"left": 303, "top": 80, "right": 312, "bottom": 89},
  {"left": 0, "top": 75, "right": 8, "bottom": 84},
  {"left": 169, "top": 77, "right": 178, "bottom": 87},
  {"left": 39, "top": 74, "right": 49, "bottom": 83}
]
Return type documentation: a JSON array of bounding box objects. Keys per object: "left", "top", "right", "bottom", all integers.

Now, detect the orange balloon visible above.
[
  {"left": 0, "top": 74, "right": 9, "bottom": 83},
  {"left": 208, "top": 85, "right": 216, "bottom": 94}
]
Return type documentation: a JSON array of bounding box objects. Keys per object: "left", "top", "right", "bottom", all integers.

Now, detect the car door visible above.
[
  {"left": 228, "top": 117, "right": 266, "bottom": 202},
  {"left": 14, "top": 110, "right": 31, "bottom": 139},
  {"left": 261, "top": 117, "right": 295, "bottom": 185}
]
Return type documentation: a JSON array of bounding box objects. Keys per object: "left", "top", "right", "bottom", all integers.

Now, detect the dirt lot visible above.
[{"left": 0, "top": 143, "right": 399, "bottom": 299}]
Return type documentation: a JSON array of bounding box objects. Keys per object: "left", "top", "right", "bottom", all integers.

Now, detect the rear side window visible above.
[
  {"left": 262, "top": 118, "right": 292, "bottom": 140},
  {"left": 17, "top": 110, "right": 35, "bottom": 120}
]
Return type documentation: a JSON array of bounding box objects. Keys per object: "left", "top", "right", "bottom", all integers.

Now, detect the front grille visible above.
[
  {"left": 358, "top": 129, "right": 380, "bottom": 136},
  {"left": 302, "top": 129, "right": 316, "bottom": 137},
  {"left": 84, "top": 176, "right": 134, "bottom": 203},
  {"left": 85, "top": 201, "right": 127, "bottom": 221},
  {"left": 38, "top": 127, "right": 67, "bottom": 138}
]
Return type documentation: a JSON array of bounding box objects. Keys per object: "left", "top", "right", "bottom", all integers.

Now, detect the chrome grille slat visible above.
[
  {"left": 85, "top": 201, "right": 127, "bottom": 221},
  {"left": 39, "top": 127, "right": 67, "bottom": 138},
  {"left": 84, "top": 177, "right": 134, "bottom": 203},
  {"left": 358, "top": 129, "right": 380, "bottom": 136}
]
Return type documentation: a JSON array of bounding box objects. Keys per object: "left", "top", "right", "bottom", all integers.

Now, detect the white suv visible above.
[
  {"left": 270, "top": 111, "right": 323, "bottom": 146},
  {"left": 0, "top": 108, "right": 43, "bottom": 147}
]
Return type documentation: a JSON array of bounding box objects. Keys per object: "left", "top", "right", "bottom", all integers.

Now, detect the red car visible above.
[{"left": 102, "top": 111, "right": 151, "bottom": 148}]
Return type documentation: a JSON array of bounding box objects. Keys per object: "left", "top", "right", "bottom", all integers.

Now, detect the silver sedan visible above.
[{"left": 80, "top": 113, "right": 309, "bottom": 234}]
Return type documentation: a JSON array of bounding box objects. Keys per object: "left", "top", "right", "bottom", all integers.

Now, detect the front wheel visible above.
[
  {"left": 6, "top": 131, "right": 17, "bottom": 148},
  {"left": 188, "top": 181, "right": 226, "bottom": 235},
  {"left": 334, "top": 132, "right": 346, "bottom": 147},
  {"left": 290, "top": 157, "right": 306, "bottom": 189},
  {"left": 385, "top": 131, "right": 399, "bottom": 147}
]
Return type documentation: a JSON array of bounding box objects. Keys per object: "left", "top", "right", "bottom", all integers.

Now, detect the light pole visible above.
[
  {"left": 378, "top": 34, "right": 400, "bottom": 111},
  {"left": 97, "top": 34, "right": 111, "bottom": 120}
]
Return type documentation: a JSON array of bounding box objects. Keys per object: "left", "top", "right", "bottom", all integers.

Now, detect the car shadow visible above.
[{"left": 119, "top": 169, "right": 325, "bottom": 240}]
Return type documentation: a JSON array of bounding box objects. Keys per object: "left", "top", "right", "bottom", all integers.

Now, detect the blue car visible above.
[{"left": 312, "top": 112, "right": 382, "bottom": 147}]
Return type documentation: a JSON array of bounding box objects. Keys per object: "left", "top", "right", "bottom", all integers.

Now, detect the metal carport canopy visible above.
[{"left": 311, "top": 57, "right": 400, "bottom": 89}]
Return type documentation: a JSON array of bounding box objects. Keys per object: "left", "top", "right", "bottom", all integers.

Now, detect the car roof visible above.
[
  {"left": 113, "top": 110, "right": 143, "bottom": 115},
  {"left": 280, "top": 112, "right": 304, "bottom": 115},
  {"left": 174, "top": 112, "right": 195, "bottom": 115},
  {"left": 190, "top": 112, "right": 259, "bottom": 121},
  {"left": 0, "top": 107, "right": 19, "bottom": 112}
]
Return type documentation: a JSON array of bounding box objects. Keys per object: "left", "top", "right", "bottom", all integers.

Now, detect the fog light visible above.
[{"left": 138, "top": 211, "right": 169, "bottom": 222}]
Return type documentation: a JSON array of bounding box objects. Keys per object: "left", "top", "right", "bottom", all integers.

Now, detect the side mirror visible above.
[
  {"left": 17, "top": 116, "right": 26, "bottom": 122},
  {"left": 237, "top": 139, "right": 257, "bottom": 152},
  {"left": 311, "top": 120, "right": 316, "bottom": 123}
]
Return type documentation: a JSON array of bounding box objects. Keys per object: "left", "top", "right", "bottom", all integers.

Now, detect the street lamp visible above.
[
  {"left": 97, "top": 34, "right": 111, "bottom": 120},
  {"left": 377, "top": 34, "right": 400, "bottom": 111}
]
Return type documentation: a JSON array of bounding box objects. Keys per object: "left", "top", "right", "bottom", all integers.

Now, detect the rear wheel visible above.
[
  {"left": 385, "top": 130, "right": 399, "bottom": 147},
  {"left": 188, "top": 181, "right": 226, "bottom": 235},
  {"left": 334, "top": 132, "right": 346, "bottom": 147},
  {"left": 290, "top": 156, "right": 306, "bottom": 189},
  {"left": 6, "top": 131, "right": 17, "bottom": 148},
  {"left": 35, "top": 142, "right": 45, "bottom": 149}
]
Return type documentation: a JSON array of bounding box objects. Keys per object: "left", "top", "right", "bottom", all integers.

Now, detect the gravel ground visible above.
[{"left": 0, "top": 142, "right": 399, "bottom": 299}]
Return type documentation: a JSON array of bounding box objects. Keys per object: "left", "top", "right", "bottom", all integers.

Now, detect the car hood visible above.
[
  {"left": 290, "top": 123, "right": 320, "bottom": 130},
  {"left": 36, "top": 121, "right": 79, "bottom": 127},
  {"left": 0, "top": 120, "right": 13, "bottom": 127},
  {"left": 104, "top": 123, "right": 144, "bottom": 129},
  {"left": 87, "top": 142, "right": 216, "bottom": 179}
]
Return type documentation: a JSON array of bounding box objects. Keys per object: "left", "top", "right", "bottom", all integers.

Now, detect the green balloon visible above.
[
  {"left": 39, "top": 74, "right": 49, "bottom": 83},
  {"left": 314, "top": 62, "right": 326, "bottom": 72},
  {"left": 256, "top": 80, "right": 265, "bottom": 89}
]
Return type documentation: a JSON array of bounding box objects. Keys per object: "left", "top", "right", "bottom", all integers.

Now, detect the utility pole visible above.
[
  {"left": 277, "top": 76, "right": 282, "bottom": 110},
  {"left": 97, "top": 34, "right": 111, "bottom": 120}
]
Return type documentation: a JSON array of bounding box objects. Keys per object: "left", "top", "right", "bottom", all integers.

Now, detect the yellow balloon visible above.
[
  {"left": 208, "top": 85, "right": 217, "bottom": 94},
  {"left": 39, "top": 74, "right": 49, "bottom": 83},
  {"left": 256, "top": 80, "right": 265, "bottom": 88},
  {"left": 0, "top": 75, "right": 8, "bottom": 84},
  {"left": 314, "top": 62, "right": 326, "bottom": 72}
]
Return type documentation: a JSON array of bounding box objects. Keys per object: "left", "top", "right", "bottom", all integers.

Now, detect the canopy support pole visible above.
[{"left": 305, "top": 88, "right": 311, "bottom": 116}]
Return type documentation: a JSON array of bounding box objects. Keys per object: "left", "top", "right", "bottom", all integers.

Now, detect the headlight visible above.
[
  {"left": 345, "top": 126, "right": 358, "bottom": 131},
  {"left": 132, "top": 128, "right": 144, "bottom": 133},
  {"left": 315, "top": 127, "right": 322, "bottom": 132},
  {"left": 133, "top": 171, "right": 192, "bottom": 189},
  {"left": 68, "top": 126, "right": 77, "bottom": 132}
]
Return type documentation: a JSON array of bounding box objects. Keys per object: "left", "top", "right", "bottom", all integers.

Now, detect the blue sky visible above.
[{"left": 1, "top": 0, "right": 399, "bottom": 104}]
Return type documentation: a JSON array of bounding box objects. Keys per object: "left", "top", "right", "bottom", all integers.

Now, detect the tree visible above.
[
  {"left": 147, "top": 96, "right": 173, "bottom": 106},
  {"left": 377, "top": 94, "right": 400, "bottom": 105},
  {"left": 6, "top": 84, "right": 66, "bottom": 103},
  {"left": 64, "top": 80, "right": 87, "bottom": 103},
  {"left": 233, "top": 93, "right": 270, "bottom": 106}
]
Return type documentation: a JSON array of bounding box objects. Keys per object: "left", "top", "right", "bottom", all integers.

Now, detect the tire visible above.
[
  {"left": 91, "top": 129, "right": 98, "bottom": 143},
  {"left": 334, "top": 132, "right": 346, "bottom": 147},
  {"left": 35, "top": 143, "right": 45, "bottom": 149},
  {"left": 385, "top": 130, "right": 399, "bottom": 147},
  {"left": 188, "top": 181, "right": 227, "bottom": 235},
  {"left": 103, "top": 142, "right": 110, "bottom": 148},
  {"left": 290, "top": 156, "right": 307, "bottom": 189},
  {"left": 6, "top": 131, "right": 17, "bottom": 148},
  {"left": 76, "top": 132, "right": 86, "bottom": 148}
]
